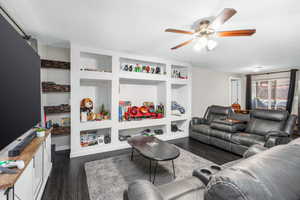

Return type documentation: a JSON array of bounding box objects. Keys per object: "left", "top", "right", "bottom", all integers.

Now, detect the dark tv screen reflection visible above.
[{"left": 0, "top": 15, "right": 41, "bottom": 150}]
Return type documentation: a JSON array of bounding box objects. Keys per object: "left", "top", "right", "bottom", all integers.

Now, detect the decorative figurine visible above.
[
  {"left": 123, "top": 64, "right": 129, "bottom": 71},
  {"left": 80, "top": 98, "right": 96, "bottom": 122},
  {"left": 80, "top": 98, "right": 93, "bottom": 112},
  {"left": 128, "top": 65, "right": 133, "bottom": 72},
  {"left": 142, "top": 65, "right": 147, "bottom": 73},
  {"left": 151, "top": 66, "right": 155, "bottom": 73},
  {"left": 155, "top": 66, "right": 161, "bottom": 74},
  {"left": 134, "top": 64, "right": 141, "bottom": 72},
  {"left": 145, "top": 65, "right": 150, "bottom": 73}
]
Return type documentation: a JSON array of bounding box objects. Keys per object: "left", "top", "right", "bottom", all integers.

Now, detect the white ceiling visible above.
[{"left": 1, "top": 0, "right": 300, "bottom": 73}]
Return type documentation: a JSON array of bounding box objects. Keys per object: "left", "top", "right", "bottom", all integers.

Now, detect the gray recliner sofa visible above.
[
  {"left": 124, "top": 138, "right": 300, "bottom": 200},
  {"left": 190, "top": 105, "right": 297, "bottom": 155}
]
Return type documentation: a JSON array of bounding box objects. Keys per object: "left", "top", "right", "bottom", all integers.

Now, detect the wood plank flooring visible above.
[{"left": 41, "top": 137, "right": 240, "bottom": 200}]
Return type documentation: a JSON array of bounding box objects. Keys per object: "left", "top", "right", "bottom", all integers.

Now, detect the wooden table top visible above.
[{"left": 0, "top": 130, "right": 51, "bottom": 190}]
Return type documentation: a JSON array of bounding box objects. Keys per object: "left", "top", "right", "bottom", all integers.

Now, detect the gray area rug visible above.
[{"left": 85, "top": 147, "right": 216, "bottom": 200}]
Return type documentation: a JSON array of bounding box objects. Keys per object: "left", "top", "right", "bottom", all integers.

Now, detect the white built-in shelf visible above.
[
  {"left": 171, "top": 78, "right": 189, "bottom": 85},
  {"left": 156, "top": 132, "right": 187, "bottom": 141},
  {"left": 80, "top": 142, "right": 109, "bottom": 150},
  {"left": 119, "top": 72, "right": 167, "bottom": 83},
  {"left": 170, "top": 115, "right": 188, "bottom": 121},
  {"left": 118, "top": 118, "right": 168, "bottom": 130},
  {"left": 71, "top": 44, "right": 191, "bottom": 158},
  {"left": 79, "top": 120, "right": 112, "bottom": 131},
  {"left": 80, "top": 71, "right": 113, "bottom": 80},
  {"left": 78, "top": 143, "right": 121, "bottom": 156}
]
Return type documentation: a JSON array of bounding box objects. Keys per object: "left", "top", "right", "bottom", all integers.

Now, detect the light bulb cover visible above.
[
  {"left": 207, "top": 40, "right": 218, "bottom": 51},
  {"left": 194, "top": 37, "right": 208, "bottom": 51}
]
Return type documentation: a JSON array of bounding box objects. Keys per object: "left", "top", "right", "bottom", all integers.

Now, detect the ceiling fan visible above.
[{"left": 165, "top": 8, "right": 256, "bottom": 51}]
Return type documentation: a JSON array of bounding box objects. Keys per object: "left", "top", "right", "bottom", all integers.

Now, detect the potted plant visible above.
[{"left": 36, "top": 128, "right": 46, "bottom": 137}]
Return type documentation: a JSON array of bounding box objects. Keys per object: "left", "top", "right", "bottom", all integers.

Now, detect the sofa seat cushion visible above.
[
  {"left": 192, "top": 124, "right": 211, "bottom": 136},
  {"left": 210, "top": 129, "right": 232, "bottom": 141},
  {"left": 231, "top": 133, "right": 265, "bottom": 147}
]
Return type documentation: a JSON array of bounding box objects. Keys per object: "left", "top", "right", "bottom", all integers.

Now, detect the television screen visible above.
[{"left": 0, "top": 14, "right": 41, "bottom": 150}]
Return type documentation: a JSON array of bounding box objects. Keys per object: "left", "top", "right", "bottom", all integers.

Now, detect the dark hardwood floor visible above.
[{"left": 41, "top": 137, "right": 240, "bottom": 200}]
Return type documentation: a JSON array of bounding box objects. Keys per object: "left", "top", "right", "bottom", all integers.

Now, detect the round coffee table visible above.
[{"left": 127, "top": 135, "right": 180, "bottom": 184}]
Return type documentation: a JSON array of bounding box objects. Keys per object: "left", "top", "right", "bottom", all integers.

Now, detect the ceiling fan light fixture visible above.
[
  {"left": 166, "top": 8, "right": 256, "bottom": 50},
  {"left": 207, "top": 40, "right": 218, "bottom": 51},
  {"left": 194, "top": 37, "right": 208, "bottom": 51}
]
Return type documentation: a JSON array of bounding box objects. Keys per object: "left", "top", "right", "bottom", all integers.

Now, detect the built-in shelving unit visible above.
[
  {"left": 70, "top": 44, "right": 191, "bottom": 157},
  {"left": 40, "top": 46, "right": 72, "bottom": 150}
]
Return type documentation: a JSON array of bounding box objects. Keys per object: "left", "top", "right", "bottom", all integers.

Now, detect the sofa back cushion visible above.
[
  {"left": 205, "top": 139, "right": 300, "bottom": 200},
  {"left": 207, "top": 105, "right": 232, "bottom": 124},
  {"left": 245, "top": 109, "right": 288, "bottom": 136}
]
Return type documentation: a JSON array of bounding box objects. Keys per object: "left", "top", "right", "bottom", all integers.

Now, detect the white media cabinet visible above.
[
  {"left": 70, "top": 44, "right": 192, "bottom": 158},
  {"left": 0, "top": 131, "right": 52, "bottom": 200}
]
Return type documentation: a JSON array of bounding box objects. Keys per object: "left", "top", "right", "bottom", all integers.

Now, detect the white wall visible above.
[{"left": 191, "top": 67, "right": 231, "bottom": 117}]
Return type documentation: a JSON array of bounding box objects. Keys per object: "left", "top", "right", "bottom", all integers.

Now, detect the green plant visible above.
[
  {"left": 36, "top": 128, "right": 46, "bottom": 132},
  {"left": 100, "top": 104, "right": 110, "bottom": 116}
]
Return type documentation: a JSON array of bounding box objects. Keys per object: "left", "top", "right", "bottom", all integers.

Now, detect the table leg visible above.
[
  {"left": 172, "top": 160, "right": 176, "bottom": 179},
  {"left": 152, "top": 161, "right": 158, "bottom": 184},
  {"left": 5, "top": 186, "right": 14, "bottom": 200},
  {"left": 130, "top": 147, "right": 134, "bottom": 161},
  {"left": 149, "top": 160, "right": 152, "bottom": 182}
]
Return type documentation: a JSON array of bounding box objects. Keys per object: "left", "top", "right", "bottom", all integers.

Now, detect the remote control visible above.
[{"left": 0, "top": 160, "right": 25, "bottom": 169}]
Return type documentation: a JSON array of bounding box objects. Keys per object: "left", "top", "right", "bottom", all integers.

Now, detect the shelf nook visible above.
[{"left": 80, "top": 128, "right": 111, "bottom": 148}]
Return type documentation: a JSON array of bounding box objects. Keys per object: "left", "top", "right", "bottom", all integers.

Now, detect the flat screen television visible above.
[{"left": 0, "top": 14, "right": 41, "bottom": 150}]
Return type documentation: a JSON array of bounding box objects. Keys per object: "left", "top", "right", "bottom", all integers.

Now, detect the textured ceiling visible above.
[{"left": 1, "top": 0, "right": 300, "bottom": 72}]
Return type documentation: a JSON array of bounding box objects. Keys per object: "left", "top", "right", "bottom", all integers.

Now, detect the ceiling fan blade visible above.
[
  {"left": 165, "top": 28, "right": 194, "bottom": 35},
  {"left": 217, "top": 29, "right": 256, "bottom": 37},
  {"left": 171, "top": 39, "right": 194, "bottom": 50},
  {"left": 210, "top": 8, "right": 237, "bottom": 28}
]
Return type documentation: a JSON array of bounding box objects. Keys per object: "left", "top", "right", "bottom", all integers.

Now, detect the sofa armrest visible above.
[
  {"left": 243, "top": 144, "right": 268, "bottom": 158},
  {"left": 284, "top": 114, "right": 297, "bottom": 135},
  {"left": 190, "top": 117, "right": 207, "bottom": 126},
  {"left": 192, "top": 165, "right": 222, "bottom": 185},
  {"left": 265, "top": 130, "right": 289, "bottom": 141},
  {"left": 125, "top": 180, "right": 164, "bottom": 200},
  {"left": 265, "top": 135, "right": 292, "bottom": 148}
]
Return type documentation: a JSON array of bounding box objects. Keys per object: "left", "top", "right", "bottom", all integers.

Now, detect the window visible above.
[
  {"left": 229, "top": 77, "right": 241, "bottom": 105},
  {"left": 251, "top": 72, "right": 290, "bottom": 110}
]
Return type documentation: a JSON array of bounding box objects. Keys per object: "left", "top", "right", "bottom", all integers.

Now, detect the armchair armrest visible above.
[
  {"left": 190, "top": 117, "right": 208, "bottom": 126},
  {"left": 125, "top": 180, "right": 164, "bottom": 200}
]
